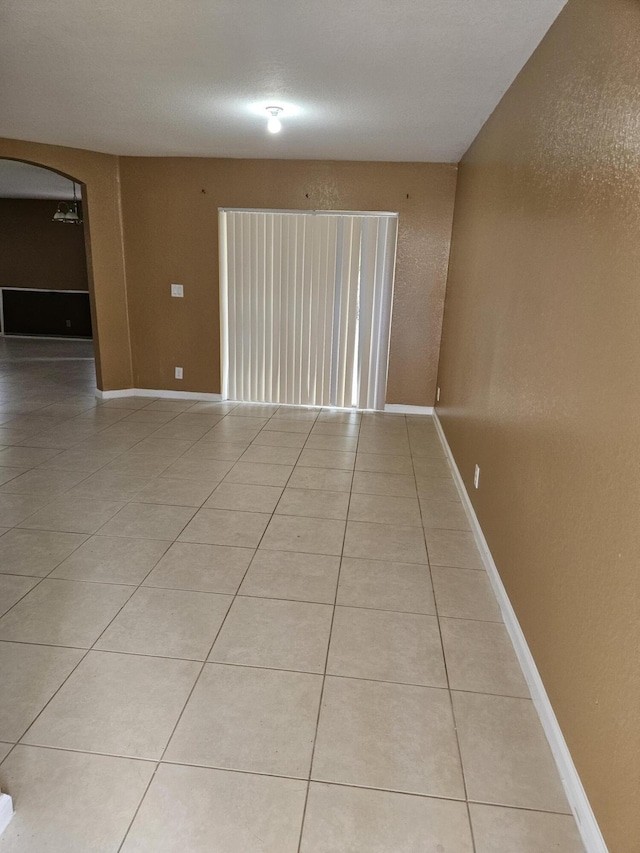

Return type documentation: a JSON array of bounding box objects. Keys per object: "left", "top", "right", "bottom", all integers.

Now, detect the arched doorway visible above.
[{"left": 0, "top": 158, "right": 98, "bottom": 385}]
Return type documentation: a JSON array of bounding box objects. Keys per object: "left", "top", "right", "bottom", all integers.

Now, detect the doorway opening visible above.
[{"left": 219, "top": 208, "right": 398, "bottom": 411}]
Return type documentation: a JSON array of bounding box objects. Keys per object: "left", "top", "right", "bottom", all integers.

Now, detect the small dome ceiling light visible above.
[{"left": 266, "top": 106, "right": 283, "bottom": 134}]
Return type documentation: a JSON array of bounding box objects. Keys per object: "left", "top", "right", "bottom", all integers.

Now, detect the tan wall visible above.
[
  {"left": 0, "top": 140, "right": 133, "bottom": 390},
  {"left": 119, "top": 158, "right": 457, "bottom": 402},
  {"left": 437, "top": 0, "right": 640, "bottom": 849},
  {"left": 0, "top": 198, "right": 88, "bottom": 292}
]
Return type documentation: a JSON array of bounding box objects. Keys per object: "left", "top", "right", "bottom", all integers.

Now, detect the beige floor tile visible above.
[
  {"left": 129, "top": 438, "right": 195, "bottom": 457},
  {"left": 0, "top": 446, "right": 61, "bottom": 468},
  {"left": 0, "top": 642, "right": 84, "bottom": 740},
  {"left": 102, "top": 454, "right": 174, "bottom": 478},
  {"left": 432, "top": 567, "right": 503, "bottom": 621},
  {"left": 0, "top": 493, "right": 51, "bottom": 526},
  {"left": 67, "top": 470, "right": 152, "bottom": 500},
  {"left": 145, "top": 400, "right": 195, "bottom": 412},
  {"left": 0, "top": 574, "right": 39, "bottom": 616},
  {"left": 134, "top": 477, "right": 215, "bottom": 506},
  {"left": 0, "top": 745, "right": 154, "bottom": 851},
  {"left": 440, "top": 618, "right": 529, "bottom": 697},
  {"left": 38, "top": 448, "right": 120, "bottom": 472},
  {"left": 50, "top": 535, "right": 168, "bottom": 584},
  {"left": 262, "top": 419, "right": 313, "bottom": 434},
  {"left": 469, "top": 803, "right": 585, "bottom": 853},
  {"left": 239, "top": 550, "right": 340, "bottom": 603},
  {"left": 206, "top": 426, "right": 263, "bottom": 443},
  {"left": 23, "top": 650, "right": 199, "bottom": 759},
  {"left": 0, "top": 742, "right": 11, "bottom": 761},
  {"left": 304, "top": 433, "right": 358, "bottom": 452},
  {"left": 297, "top": 448, "right": 356, "bottom": 470},
  {"left": 98, "top": 502, "right": 196, "bottom": 540},
  {"left": 160, "top": 457, "right": 234, "bottom": 483},
  {"left": 344, "top": 521, "right": 427, "bottom": 564},
  {"left": 96, "top": 587, "right": 232, "bottom": 659},
  {"left": 251, "top": 429, "right": 307, "bottom": 448},
  {"left": 276, "top": 488, "right": 349, "bottom": 520},
  {"left": 0, "top": 528, "right": 87, "bottom": 576},
  {"left": 0, "top": 578, "right": 132, "bottom": 647},
  {"left": 240, "top": 443, "right": 301, "bottom": 465},
  {"left": 0, "top": 467, "right": 28, "bottom": 485},
  {"left": 351, "top": 471, "right": 416, "bottom": 497},
  {"left": 337, "top": 557, "right": 435, "bottom": 614},
  {"left": 121, "top": 764, "right": 307, "bottom": 853},
  {"left": 300, "top": 783, "right": 474, "bottom": 853},
  {"left": 348, "top": 492, "right": 422, "bottom": 527},
  {"left": 204, "top": 482, "right": 283, "bottom": 512},
  {"left": 420, "top": 497, "right": 470, "bottom": 530},
  {"left": 210, "top": 596, "right": 332, "bottom": 672},
  {"left": 355, "top": 452, "right": 413, "bottom": 475},
  {"left": 453, "top": 691, "right": 570, "bottom": 812},
  {"left": 327, "top": 607, "right": 446, "bottom": 686},
  {"left": 151, "top": 424, "right": 210, "bottom": 442},
  {"left": 261, "top": 515, "right": 345, "bottom": 556},
  {"left": 17, "top": 496, "right": 125, "bottom": 534},
  {"left": 426, "top": 528, "right": 483, "bottom": 569},
  {"left": 416, "top": 476, "right": 460, "bottom": 501},
  {"left": 224, "top": 461, "right": 293, "bottom": 486},
  {"left": 179, "top": 507, "right": 270, "bottom": 547},
  {"left": 409, "top": 439, "right": 446, "bottom": 459},
  {"left": 412, "top": 456, "right": 452, "bottom": 478},
  {"left": 220, "top": 415, "right": 270, "bottom": 429},
  {"left": 183, "top": 441, "right": 249, "bottom": 460},
  {"left": 310, "top": 422, "right": 359, "bottom": 437},
  {"left": 143, "top": 542, "right": 253, "bottom": 593},
  {"left": 312, "top": 677, "right": 464, "bottom": 797},
  {"left": 165, "top": 663, "right": 322, "bottom": 776},
  {"left": 287, "top": 466, "right": 353, "bottom": 492},
  {"left": 0, "top": 468, "right": 89, "bottom": 497},
  {"left": 232, "top": 403, "right": 280, "bottom": 416}
]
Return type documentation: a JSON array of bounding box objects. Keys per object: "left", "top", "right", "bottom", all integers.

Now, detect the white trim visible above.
[
  {"left": 96, "top": 388, "right": 223, "bottom": 401},
  {"left": 384, "top": 403, "right": 434, "bottom": 415},
  {"left": 432, "top": 411, "right": 608, "bottom": 853},
  {"left": 0, "top": 792, "right": 14, "bottom": 837}
]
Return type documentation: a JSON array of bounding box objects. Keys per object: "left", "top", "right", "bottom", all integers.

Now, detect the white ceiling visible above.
[
  {"left": 0, "top": 160, "right": 80, "bottom": 199},
  {"left": 1, "top": 0, "right": 566, "bottom": 162}
]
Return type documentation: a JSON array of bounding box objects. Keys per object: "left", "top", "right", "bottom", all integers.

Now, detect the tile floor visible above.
[{"left": 0, "top": 339, "right": 585, "bottom": 851}]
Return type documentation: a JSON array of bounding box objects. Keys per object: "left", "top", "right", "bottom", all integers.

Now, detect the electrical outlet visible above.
[
  {"left": 171, "top": 283, "right": 184, "bottom": 297},
  {"left": 175, "top": 367, "right": 183, "bottom": 380},
  {"left": 473, "top": 464, "right": 480, "bottom": 489},
  {"left": 436, "top": 386, "right": 441, "bottom": 402}
]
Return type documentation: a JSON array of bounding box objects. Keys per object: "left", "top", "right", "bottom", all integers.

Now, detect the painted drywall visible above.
[
  {"left": 0, "top": 141, "right": 133, "bottom": 391},
  {"left": 119, "top": 157, "right": 457, "bottom": 403},
  {"left": 0, "top": 199, "right": 88, "bottom": 291},
  {"left": 436, "top": 0, "right": 640, "bottom": 849}
]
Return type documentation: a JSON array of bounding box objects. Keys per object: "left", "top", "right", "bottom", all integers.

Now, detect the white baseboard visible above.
[
  {"left": 96, "top": 389, "right": 223, "bottom": 402},
  {"left": 433, "top": 411, "right": 608, "bottom": 853},
  {"left": 384, "top": 404, "right": 434, "bottom": 415},
  {"left": 0, "top": 792, "right": 14, "bottom": 837}
]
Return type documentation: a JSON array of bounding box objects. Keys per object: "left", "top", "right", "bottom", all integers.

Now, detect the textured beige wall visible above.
[
  {"left": 119, "top": 157, "right": 457, "bottom": 402},
  {"left": 437, "top": 1, "right": 640, "bottom": 849},
  {"left": 0, "top": 141, "right": 133, "bottom": 390}
]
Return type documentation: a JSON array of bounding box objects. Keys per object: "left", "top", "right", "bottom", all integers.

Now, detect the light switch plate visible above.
[{"left": 171, "top": 283, "right": 184, "bottom": 297}]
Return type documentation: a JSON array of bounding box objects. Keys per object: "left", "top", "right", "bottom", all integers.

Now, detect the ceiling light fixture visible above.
[
  {"left": 52, "top": 181, "right": 83, "bottom": 225},
  {"left": 266, "top": 106, "right": 283, "bottom": 134}
]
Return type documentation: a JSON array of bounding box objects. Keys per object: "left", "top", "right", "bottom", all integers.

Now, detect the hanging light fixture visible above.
[
  {"left": 266, "top": 106, "right": 283, "bottom": 134},
  {"left": 52, "top": 181, "right": 83, "bottom": 225}
]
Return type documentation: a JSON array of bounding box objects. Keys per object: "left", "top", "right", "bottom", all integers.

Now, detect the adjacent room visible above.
[{"left": 0, "top": 1, "right": 637, "bottom": 852}]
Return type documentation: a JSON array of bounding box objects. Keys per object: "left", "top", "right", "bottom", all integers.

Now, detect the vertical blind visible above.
[{"left": 219, "top": 209, "right": 398, "bottom": 410}]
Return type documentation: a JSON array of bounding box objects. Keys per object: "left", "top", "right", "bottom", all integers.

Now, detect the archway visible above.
[{"left": 0, "top": 137, "right": 134, "bottom": 392}]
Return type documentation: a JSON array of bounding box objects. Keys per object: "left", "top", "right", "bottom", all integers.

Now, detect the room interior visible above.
[{"left": 0, "top": 0, "right": 638, "bottom": 851}]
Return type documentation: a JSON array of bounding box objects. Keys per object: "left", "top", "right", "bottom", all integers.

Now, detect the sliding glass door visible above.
[{"left": 219, "top": 208, "right": 398, "bottom": 410}]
